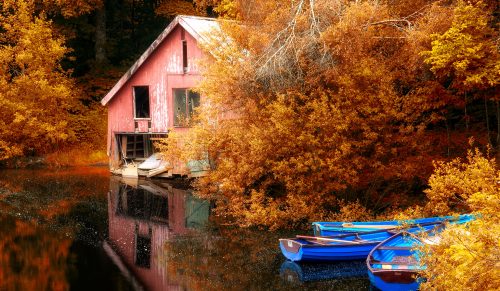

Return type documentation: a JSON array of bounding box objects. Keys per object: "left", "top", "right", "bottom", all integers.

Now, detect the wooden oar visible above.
[
  {"left": 341, "top": 223, "right": 396, "bottom": 229},
  {"left": 321, "top": 218, "right": 456, "bottom": 230},
  {"left": 325, "top": 220, "right": 446, "bottom": 239},
  {"left": 296, "top": 235, "right": 366, "bottom": 244}
]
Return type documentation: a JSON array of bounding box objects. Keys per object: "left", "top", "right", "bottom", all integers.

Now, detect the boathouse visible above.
[{"left": 101, "top": 15, "right": 218, "bottom": 178}]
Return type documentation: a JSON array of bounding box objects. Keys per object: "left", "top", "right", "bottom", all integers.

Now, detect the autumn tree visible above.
[
  {"left": 0, "top": 0, "right": 77, "bottom": 160},
  {"left": 158, "top": 0, "right": 487, "bottom": 229},
  {"left": 154, "top": 0, "right": 241, "bottom": 18},
  {"left": 423, "top": 146, "right": 497, "bottom": 215},
  {"left": 0, "top": 0, "right": 117, "bottom": 163},
  {"left": 424, "top": 1, "right": 499, "bottom": 93},
  {"left": 419, "top": 148, "right": 500, "bottom": 290},
  {"left": 423, "top": 0, "right": 500, "bottom": 143}
]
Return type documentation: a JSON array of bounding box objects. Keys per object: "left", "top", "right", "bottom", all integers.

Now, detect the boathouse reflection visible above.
[{"left": 104, "top": 177, "right": 210, "bottom": 290}]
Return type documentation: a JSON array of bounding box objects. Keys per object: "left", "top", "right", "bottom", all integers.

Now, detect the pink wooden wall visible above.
[{"left": 106, "top": 25, "right": 206, "bottom": 160}]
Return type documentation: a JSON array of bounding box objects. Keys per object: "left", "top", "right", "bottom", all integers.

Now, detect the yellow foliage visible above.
[
  {"left": 191, "top": 0, "right": 240, "bottom": 18},
  {"left": 424, "top": 146, "right": 497, "bottom": 215},
  {"left": 0, "top": 0, "right": 88, "bottom": 161},
  {"left": 423, "top": 1, "right": 500, "bottom": 92},
  {"left": 419, "top": 148, "right": 500, "bottom": 290}
]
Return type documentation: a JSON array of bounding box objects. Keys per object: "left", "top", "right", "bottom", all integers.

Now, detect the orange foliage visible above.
[
  {"left": 155, "top": 0, "right": 201, "bottom": 17},
  {"left": 44, "top": 146, "right": 107, "bottom": 167},
  {"left": 0, "top": 0, "right": 108, "bottom": 163},
  {"left": 41, "top": 0, "right": 103, "bottom": 18},
  {"left": 157, "top": 0, "right": 498, "bottom": 229}
]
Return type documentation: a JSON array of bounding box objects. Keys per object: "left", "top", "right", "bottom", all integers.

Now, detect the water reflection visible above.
[
  {"left": 106, "top": 177, "right": 371, "bottom": 291},
  {"left": 105, "top": 177, "right": 210, "bottom": 290},
  {"left": 0, "top": 168, "right": 371, "bottom": 290},
  {"left": 0, "top": 167, "right": 134, "bottom": 290},
  {"left": 280, "top": 261, "right": 368, "bottom": 283},
  {"left": 0, "top": 214, "right": 71, "bottom": 290}
]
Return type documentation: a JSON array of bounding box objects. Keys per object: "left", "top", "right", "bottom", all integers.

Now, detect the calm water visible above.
[{"left": 0, "top": 167, "right": 370, "bottom": 290}]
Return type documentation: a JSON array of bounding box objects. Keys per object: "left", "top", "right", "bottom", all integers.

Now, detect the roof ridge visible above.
[{"left": 178, "top": 15, "right": 218, "bottom": 21}]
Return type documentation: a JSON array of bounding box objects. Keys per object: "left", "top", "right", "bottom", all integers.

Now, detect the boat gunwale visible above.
[
  {"left": 331, "top": 220, "right": 447, "bottom": 239},
  {"left": 279, "top": 237, "right": 385, "bottom": 250},
  {"left": 313, "top": 214, "right": 473, "bottom": 229},
  {"left": 367, "top": 214, "right": 474, "bottom": 282},
  {"left": 366, "top": 230, "right": 428, "bottom": 280},
  {"left": 301, "top": 240, "right": 382, "bottom": 248}
]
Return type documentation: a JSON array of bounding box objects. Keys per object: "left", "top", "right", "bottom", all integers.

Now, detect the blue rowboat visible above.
[
  {"left": 280, "top": 260, "right": 367, "bottom": 283},
  {"left": 279, "top": 221, "right": 444, "bottom": 262},
  {"left": 366, "top": 231, "right": 427, "bottom": 291},
  {"left": 367, "top": 214, "right": 475, "bottom": 290},
  {"left": 312, "top": 214, "right": 475, "bottom": 236},
  {"left": 280, "top": 236, "right": 382, "bottom": 262}
]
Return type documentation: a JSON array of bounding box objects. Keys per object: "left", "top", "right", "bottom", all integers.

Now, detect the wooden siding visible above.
[{"left": 106, "top": 24, "right": 206, "bottom": 163}]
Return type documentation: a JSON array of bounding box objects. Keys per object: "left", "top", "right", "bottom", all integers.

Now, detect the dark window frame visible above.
[
  {"left": 182, "top": 40, "right": 188, "bottom": 73},
  {"left": 133, "top": 86, "right": 151, "bottom": 120},
  {"left": 173, "top": 88, "right": 200, "bottom": 127},
  {"left": 181, "top": 28, "right": 188, "bottom": 73}
]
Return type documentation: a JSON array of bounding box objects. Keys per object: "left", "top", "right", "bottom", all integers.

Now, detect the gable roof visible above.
[{"left": 101, "top": 15, "right": 219, "bottom": 106}]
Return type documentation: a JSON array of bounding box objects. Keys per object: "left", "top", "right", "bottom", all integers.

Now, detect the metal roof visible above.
[{"left": 101, "top": 15, "right": 220, "bottom": 106}]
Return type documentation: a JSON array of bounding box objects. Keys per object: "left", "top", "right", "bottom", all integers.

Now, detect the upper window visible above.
[
  {"left": 182, "top": 40, "right": 188, "bottom": 73},
  {"left": 174, "top": 89, "right": 200, "bottom": 126},
  {"left": 134, "top": 86, "right": 150, "bottom": 119},
  {"left": 181, "top": 29, "right": 188, "bottom": 73}
]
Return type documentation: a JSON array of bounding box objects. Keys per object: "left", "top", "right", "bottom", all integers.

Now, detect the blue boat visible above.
[
  {"left": 313, "top": 214, "right": 475, "bottom": 236},
  {"left": 367, "top": 214, "right": 475, "bottom": 290},
  {"left": 366, "top": 231, "right": 427, "bottom": 291},
  {"left": 280, "top": 260, "right": 367, "bottom": 283},
  {"left": 279, "top": 221, "right": 444, "bottom": 262}
]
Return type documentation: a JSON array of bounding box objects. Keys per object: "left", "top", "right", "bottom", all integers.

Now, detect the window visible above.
[
  {"left": 134, "top": 86, "right": 150, "bottom": 119},
  {"left": 182, "top": 40, "right": 188, "bottom": 73},
  {"left": 181, "top": 29, "right": 188, "bottom": 73},
  {"left": 135, "top": 234, "right": 151, "bottom": 268},
  {"left": 174, "top": 89, "right": 200, "bottom": 126}
]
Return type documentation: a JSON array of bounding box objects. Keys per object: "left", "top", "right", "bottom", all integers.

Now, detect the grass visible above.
[{"left": 44, "top": 145, "right": 108, "bottom": 167}]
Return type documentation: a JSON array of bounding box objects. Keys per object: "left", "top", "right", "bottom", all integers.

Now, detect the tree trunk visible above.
[
  {"left": 496, "top": 100, "right": 500, "bottom": 149},
  {"left": 485, "top": 96, "right": 491, "bottom": 145},
  {"left": 131, "top": 0, "right": 136, "bottom": 50},
  {"left": 464, "top": 93, "right": 469, "bottom": 131},
  {"left": 445, "top": 114, "right": 451, "bottom": 157},
  {"left": 95, "top": 5, "right": 108, "bottom": 65}
]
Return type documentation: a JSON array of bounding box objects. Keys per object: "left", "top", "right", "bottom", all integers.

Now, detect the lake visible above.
[{"left": 0, "top": 167, "right": 370, "bottom": 290}]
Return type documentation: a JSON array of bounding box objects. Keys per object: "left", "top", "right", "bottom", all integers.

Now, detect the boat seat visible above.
[
  {"left": 392, "top": 255, "right": 417, "bottom": 264},
  {"left": 370, "top": 260, "right": 414, "bottom": 267},
  {"left": 353, "top": 238, "right": 374, "bottom": 243}
]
